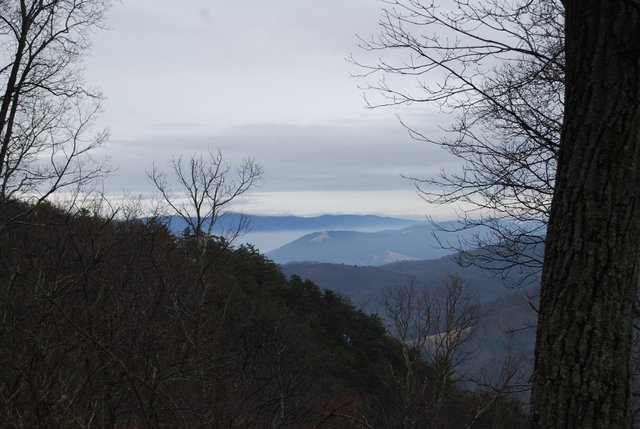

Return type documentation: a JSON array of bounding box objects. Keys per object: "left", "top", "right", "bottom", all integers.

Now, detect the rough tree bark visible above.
[{"left": 531, "top": 1, "right": 640, "bottom": 428}]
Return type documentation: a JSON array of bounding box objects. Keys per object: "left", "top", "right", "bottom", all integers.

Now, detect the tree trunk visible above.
[{"left": 531, "top": 1, "right": 640, "bottom": 428}]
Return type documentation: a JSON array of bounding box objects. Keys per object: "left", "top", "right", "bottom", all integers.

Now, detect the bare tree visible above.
[
  {"left": 148, "top": 149, "right": 262, "bottom": 417},
  {"left": 148, "top": 149, "right": 262, "bottom": 273},
  {"left": 384, "top": 277, "right": 480, "bottom": 385},
  {"left": 352, "top": 0, "right": 564, "bottom": 281},
  {"left": 0, "top": 0, "right": 112, "bottom": 226},
  {"left": 379, "top": 276, "right": 525, "bottom": 428}
]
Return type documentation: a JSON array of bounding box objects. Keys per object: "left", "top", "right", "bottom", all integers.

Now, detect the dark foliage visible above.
[{"left": 0, "top": 200, "right": 529, "bottom": 427}]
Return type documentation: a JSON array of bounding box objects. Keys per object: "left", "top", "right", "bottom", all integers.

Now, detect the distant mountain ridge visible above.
[
  {"left": 161, "top": 213, "right": 419, "bottom": 234},
  {"left": 281, "top": 253, "right": 521, "bottom": 307},
  {"left": 158, "top": 213, "right": 421, "bottom": 252},
  {"left": 267, "top": 222, "right": 489, "bottom": 266},
  {"left": 245, "top": 214, "right": 419, "bottom": 232}
]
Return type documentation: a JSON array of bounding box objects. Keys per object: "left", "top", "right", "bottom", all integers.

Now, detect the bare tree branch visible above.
[
  {"left": 0, "top": 0, "right": 112, "bottom": 228},
  {"left": 352, "top": 0, "right": 564, "bottom": 280}
]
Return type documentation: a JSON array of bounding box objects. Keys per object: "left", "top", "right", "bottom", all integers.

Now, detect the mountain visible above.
[
  {"left": 282, "top": 255, "right": 539, "bottom": 396},
  {"left": 160, "top": 213, "right": 419, "bottom": 252},
  {"left": 281, "top": 262, "right": 418, "bottom": 307},
  {"left": 267, "top": 222, "right": 487, "bottom": 266},
  {"left": 162, "top": 213, "right": 418, "bottom": 234},
  {"left": 281, "top": 253, "right": 521, "bottom": 309},
  {"left": 244, "top": 214, "right": 419, "bottom": 232}
]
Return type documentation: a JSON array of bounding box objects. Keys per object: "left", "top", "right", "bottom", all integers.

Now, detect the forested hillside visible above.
[
  {"left": 0, "top": 200, "right": 528, "bottom": 427},
  {"left": 281, "top": 255, "right": 524, "bottom": 308}
]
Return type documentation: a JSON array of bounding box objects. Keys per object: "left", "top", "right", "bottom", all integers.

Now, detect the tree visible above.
[
  {"left": 0, "top": 0, "right": 111, "bottom": 227},
  {"left": 378, "top": 276, "right": 527, "bottom": 428},
  {"left": 380, "top": 277, "right": 480, "bottom": 428},
  {"left": 530, "top": 2, "right": 640, "bottom": 427},
  {"left": 148, "top": 149, "right": 262, "bottom": 417},
  {"left": 351, "top": 0, "right": 564, "bottom": 281},
  {"left": 148, "top": 148, "right": 263, "bottom": 278},
  {"left": 0, "top": 201, "right": 391, "bottom": 426}
]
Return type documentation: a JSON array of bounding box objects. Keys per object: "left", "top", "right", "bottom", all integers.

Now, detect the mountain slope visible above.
[
  {"left": 281, "top": 262, "right": 419, "bottom": 306},
  {"left": 160, "top": 213, "right": 420, "bottom": 252},
  {"left": 282, "top": 255, "right": 539, "bottom": 397},
  {"left": 281, "top": 253, "right": 516, "bottom": 308},
  {"left": 268, "top": 222, "right": 480, "bottom": 266}
]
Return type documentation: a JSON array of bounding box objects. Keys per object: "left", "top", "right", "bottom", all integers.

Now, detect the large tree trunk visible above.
[{"left": 531, "top": 1, "right": 640, "bottom": 428}]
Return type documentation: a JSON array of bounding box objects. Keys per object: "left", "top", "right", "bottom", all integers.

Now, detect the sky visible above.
[{"left": 84, "top": 0, "right": 458, "bottom": 218}]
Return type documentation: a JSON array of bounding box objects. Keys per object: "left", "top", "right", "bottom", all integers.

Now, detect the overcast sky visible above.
[{"left": 84, "top": 0, "right": 457, "bottom": 218}]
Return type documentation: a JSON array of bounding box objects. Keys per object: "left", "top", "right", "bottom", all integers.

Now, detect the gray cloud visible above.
[
  {"left": 102, "top": 117, "right": 459, "bottom": 196},
  {"left": 83, "top": 1, "right": 464, "bottom": 216}
]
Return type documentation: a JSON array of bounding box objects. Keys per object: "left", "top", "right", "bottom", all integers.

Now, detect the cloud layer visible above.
[{"left": 84, "top": 1, "right": 461, "bottom": 217}]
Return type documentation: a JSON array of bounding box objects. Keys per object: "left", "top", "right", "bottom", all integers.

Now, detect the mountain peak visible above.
[{"left": 268, "top": 223, "right": 458, "bottom": 266}]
